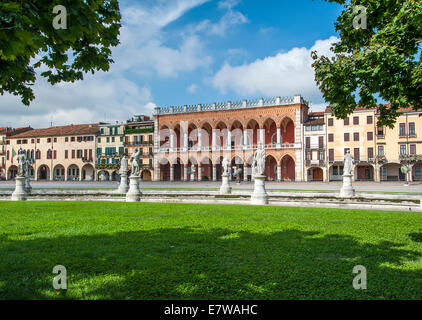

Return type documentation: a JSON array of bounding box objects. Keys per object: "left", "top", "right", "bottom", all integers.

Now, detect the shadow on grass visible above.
[{"left": 1, "top": 228, "right": 422, "bottom": 299}]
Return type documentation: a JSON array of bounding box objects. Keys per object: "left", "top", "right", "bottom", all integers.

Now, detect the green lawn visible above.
[{"left": 1, "top": 201, "right": 422, "bottom": 300}]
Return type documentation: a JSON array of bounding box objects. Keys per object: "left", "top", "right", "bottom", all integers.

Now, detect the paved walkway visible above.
[{"left": 1, "top": 180, "right": 422, "bottom": 193}]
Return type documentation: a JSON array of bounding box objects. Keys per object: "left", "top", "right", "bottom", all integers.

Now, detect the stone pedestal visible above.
[
  {"left": 117, "top": 174, "right": 129, "bottom": 194},
  {"left": 251, "top": 174, "right": 269, "bottom": 205},
  {"left": 12, "top": 176, "right": 28, "bottom": 201},
  {"left": 126, "top": 175, "right": 141, "bottom": 202},
  {"left": 25, "top": 177, "right": 32, "bottom": 193},
  {"left": 219, "top": 172, "right": 232, "bottom": 194},
  {"left": 340, "top": 174, "right": 355, "bottom": 198}
]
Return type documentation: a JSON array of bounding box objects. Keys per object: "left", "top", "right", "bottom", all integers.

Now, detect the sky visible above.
[{"left": 0, "top": 0, "right": 344, "bottom": 128}]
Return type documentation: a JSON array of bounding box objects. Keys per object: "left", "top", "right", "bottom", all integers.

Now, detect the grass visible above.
[{"left": 1, "top": 201, "right": 422, "bottom": 300}]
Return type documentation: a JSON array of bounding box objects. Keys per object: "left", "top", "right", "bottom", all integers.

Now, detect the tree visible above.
[
  {"left": 312, "top": 0, "right": 421, "bottom": 127},
  {"left": 0, "top": 0, "right": 121, "bottom": 106}
]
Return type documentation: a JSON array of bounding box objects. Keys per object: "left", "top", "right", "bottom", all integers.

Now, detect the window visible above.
[
  {"left": 416, "top": 167, "right": 421, "bottom": 177},
  {"left": 54, "top": 138, "right": 57, "bottom": 143},
  {"left": 319, "top": 150, "right": 324, "bottom": 160},
  {"left": 333, "top": 166, "right": 338, "bottom": 176},
  {"left": 380, "top": 167, "right": 387, "bottom": 177},
  {"left": 71, "top": 137, "right": 75, "bottom": 142},
  {"left": 344, "top": 133, "right": 350, "bottom": 142},
  {"left": 149, "top": 135, "right": 153, "bottom": 142},
  {"left": 97, "top": 148, "right": 102, "bottom": 156},
  {"left": 367, "top": 132, "right": 373, "bottom": 141},
  {"left": 329, "top": 149, "right": 334, "bottom": 161},
  {"left": 53, "top": 150, "right": 57, "bottom": 159},
  {"left": 65, "top": 137, "right": 68, "bottom": 142},
  {"left": 305, "top": 137, "right": 310, "bottom": 148},
  {"left": 410, "top": 144, "right": 416, "bottom": 155},
  {"left": 368, "top": 147, "right": 374, "bottom": 159},
  {"left": 112, "top": 137, "right": 115, "bottom": 143},
  {"left": 377, "top": 145, "right": 384, "bottom": 156},
  {"left": 353, "top": 116, "right": 359, "bottom": 125},
  {"left": 306, "top": 151, "right": 311, "bottom": 160},
  {"left": 400, "top": 144, "right": 406, "bottom": 155},
  {"left": 354, "top": 148, "right": 360, "bottom": 161},
  {"left": 106, "top": 137, "right": 110, "bottom": 143},
  {"left": 377, "top": 127, "right": 384, "bottom": 137},
  {"left": 47, "top": 138, "right": 51, "bottom": 143},
  {"left": 318, "top": 136, "right": 324, "bottom": 148},
  {"left": 367, "top": 116, "right": 373, "bottom": 124},
  {"left": 149, "top": 159, "right": 152, "bottom": 166},
  {"left": 72, "top": 150, "right": 75, "bottom": 159},
  {"left": 353, "top": 132, "right": 359, "bottom": 141},
  {"left": 399, "top": 123, "right": 406, "bottom": 136},
  {"left": 100, "top": 128, "right": 104, "bottom": 134},
  {"left": 328, "top": 118, "right": 334, "bottom": 126},
  {"left": 31, "top": 139, "right": 35, "bottom": 144},
  {"left": 344, "top": 118, "right": 349, "bottom": 126},
  {"left": 328, "top": 133, "right": 334, "bottom": 142},
  {"left": 409, "top": 122, "right": 416, "bottom": 136},
  {"left": 65, "top": 150, "right": 68, "bottom": 159},
  {"left": 98, "top": 138, "right": 101, "bottom": 143}
]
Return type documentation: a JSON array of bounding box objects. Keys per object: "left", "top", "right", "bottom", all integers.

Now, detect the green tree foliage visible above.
[
  {"left": 0, "top": 0, "right": 121, "bottom": 105},
  {"left": 312, "top": 0, "right": 421, "bottom": 127}
]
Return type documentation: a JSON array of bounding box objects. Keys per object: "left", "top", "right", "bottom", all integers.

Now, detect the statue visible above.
[
  {"left": 130, "top": 148, "right": 141, "bottom": 176},
  {"left": 16, "top": 149, "right": 27, "bottom": 178},
  {"left": 343, "top": 150, "right": 354, "bottom": 176},
  {"left": 119, "top": 155, "right": 128, "bottom": 175},
  {"left": 252, "top": 144, "right": 266, "bottom": 176},
  {"left": 222, "top": 157, "right": 229, "bottom": 174}
]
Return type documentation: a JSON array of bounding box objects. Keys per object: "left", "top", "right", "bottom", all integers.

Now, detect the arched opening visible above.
[
  {"left": 215, "top": 156, "right": 224, "bottom": 181},
  {"left": 246, "top": 119, "right": 259, "bottom": 146},
  {"left": 159, "top": 125, "right": 170, "bottom": 149},
  {"left": 307, "top": 167, "right": 323, "bottom": 181},
  {"left": 263, "top": 118, "right": 277, "bottom": 146},
  {"left": 280, "top": 155, "right": 295, "bottom": 181},
  {"left": 98, "top": 170, "right": 109, "bottom": 181},
  {"left": 53, "top": 164, "right": 65, "bottom": 181},
  {"left": 412, "top": 162, "right": 422, "bottom": 181},
  {"left": 141, "top": 170, "right": 152, "bottom": 181},
  {"left": 173, "top": 124, "right": 182, "bottom": 149},
  {"left": 230, "top": 121, "right": 244, "bottom": 149},
  {"left": 280, "top": 117, "right": 295, "bottom": 144},
  {"left": 380, "top": 163, "right": 405, "bottom": 181},
  {"left": 329, "top": 164, "right": 344, "bottom": 181},
  {"left": 82, "top": 164, "right": 95, "bottom": 181},
  {"left": 188, "top": 123, "right": 198, "bottom": 149},
  {"left": 215, "top": 122, "right": 228, "bottom": 149},
  {"left": 160, "top": 158, "right": 170, "bottom": 181},
  {"left": 111, "top": 170, "right": 119, "bottom": 181},
  {"left": 38, "top": 165, "right": 50, "bottom": 180},
  {"left": 67, "top": 164, "right": 79, "bottom": 181},
  {"left": 355, "top": 165, "right": 374, "bottom": 181},
  {"left": 173, "top": 158, "right": 183, "bottom": 181},
  {"left": 201, "top": 122, "right": 212, "bottom": 149},
  {"left": 231, "top": 156, "right": 244, "bottom": 181},
  {"left": 201, "top": 157, "right": 212, "bottom": 181},
  {"left": 265, "top": 155, "right": 277, "bottom": 181},
  {"left": 188, "top": 157, "right": 198, "bottom": 181},
  {"left": 7, "top": 165, "right": 18, "bottom": 180}
]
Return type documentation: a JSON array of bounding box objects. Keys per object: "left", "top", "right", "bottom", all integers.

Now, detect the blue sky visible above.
[{"left": 1, "top": 0, "right": 344, "bottom": 128}]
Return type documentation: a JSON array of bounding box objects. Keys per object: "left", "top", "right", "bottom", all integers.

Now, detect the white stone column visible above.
[
  {"left": 227, "top": 130, "right": 232, "bottom": 150},
  {"left": 244, "top": 165, "right": 248, "bottom": 181},
  {"left": 198, "top": 165, "right": 202, "bottom": 181},
  {"left": 276, "top": 127, "right": 281, "bottom": 148},
  {"left": 259, "top": 129, "right": 265, "bottom": 145},
  {"left": 212, "top": 165, "right": 217, "bottom": 181},
  {"left": 170, "top": 133, "right": 175, "bottom": 152},
  {"left": 183, "top": 165, "right": 188, "bottom": 181},
  {"left": 198, "top": 131, "right": 202, "bottom": 151},
  {"left": 190, "top": 167, "right": 196, "bottom": 181},
  {"left": 184, "top": 132, "right": 188, "bottom": 151},
  {"left": 243, "top": 130, "right": 248, "bottom": 149},
  {"left": 277, "top": 164, "right": 282, "bottom": 181},
  {"left": 170, "top": 165, "right": 174, "bottom": 182},
  {"left": 212, "top": 129, "right": 217, "bottom": 151}
]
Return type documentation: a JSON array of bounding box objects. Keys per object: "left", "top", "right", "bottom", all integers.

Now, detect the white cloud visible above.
[
  {"left": 211, "top": 36, "right": 339, "bottom": 101},
  {"left": 218, "top": 0, "right": 241, "bottom": 10},
  {"left": 187, "top": 84, "right": 199, "bottom": 93}
]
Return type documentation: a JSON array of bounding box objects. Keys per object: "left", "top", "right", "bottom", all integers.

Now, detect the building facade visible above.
[
  {"left": 5, "top": 124, "right": 98, "bottom": 181},
  {"left": 304, "top": 112, "right": 326, "bottom": 182},
  {"left": 125, "top": 115, "right": 154, "bottom": 181},
  {"left": 96, "top": 122, "right": 126, "bottom": 181},
  {"left": 153, "top": 95, "right": 308, "bottom": 182}
]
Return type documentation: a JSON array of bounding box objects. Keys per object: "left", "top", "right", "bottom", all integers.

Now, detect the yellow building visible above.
[
  {"left": 96, "top": 122, "right": 126, "bottom": 181},
  {"left": 325, "top": 107, "right": 378, "bottom": 182},
  {"left": 376, "top": 107, "right": 422, "bottom": 182}
]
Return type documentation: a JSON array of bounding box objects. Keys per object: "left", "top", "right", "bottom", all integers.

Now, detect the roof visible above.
[
  {"left": 0, "top": 126, "right": 33, "bottom": 136},
  {"left": 304, "top": 118, "right": 325, "bottom": 126},
  {"left": 325, "top": 104, "right": 417, "bottom": 114},
  {"left": 309, "top": 112, "right": 324, "bottom": 117},
  {"left": 9, "top": 124, "right": 99, "bottom": 139}
]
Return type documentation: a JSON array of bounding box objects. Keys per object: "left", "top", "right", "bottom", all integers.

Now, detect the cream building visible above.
[
  {"left": 5, "top": 124, "right": 98, "bottom": 181},
  {"left": 376, "top": 107, "right": 422, "bottom": 182},
  {"left": 96, "top": 122, "right": 126, "bottom": 181},
  {"left": 325, "top": 107, "right": 378, "bottom": 182}
]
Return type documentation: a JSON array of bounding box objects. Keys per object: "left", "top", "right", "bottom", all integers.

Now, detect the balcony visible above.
[
  {"left": 81, "top": 157, "right": 94, "bottom": 163},
  {"left": 124, "top": 141, "right": 153, "bottom": 147},
  {"left": 399, "top": 154, "right": 422, "bottom": 164},
  {"left": 305, "top": 160, "right": 326, "bottom": 167},
  {"left": 157, "top": 143, "right": 300, "bottom": 153}
]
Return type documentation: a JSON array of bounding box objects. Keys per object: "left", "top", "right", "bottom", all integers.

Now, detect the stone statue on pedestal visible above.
[
  {"left": 119, "top": 155, "right": 128, "bottom": 175},
  {"left": 222, "top": 157, "right": 229, "bottom": 174},
  {"left": 130, "top": 148, "right": 141, "bottom": 176},
  {"left": 343, "top": 150, "right": 354, "bottom": 175},
  {"left": 250, "top": 144, "right": 268, "bottom": 205},
  {"left": 16, "top": 149, "right": 27, "bottom": 178},
  {"left": 219, "top": 157, "right": 231, "bottom": 194},
  {"left": 252, "top": 144, "right": 266, "bottom": 176},
  {"left": 12, "top": 149, "right": 28, "bottom": 201},
  {"left": 340, "top": 150, "right": 355, "bottom": 198}
]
